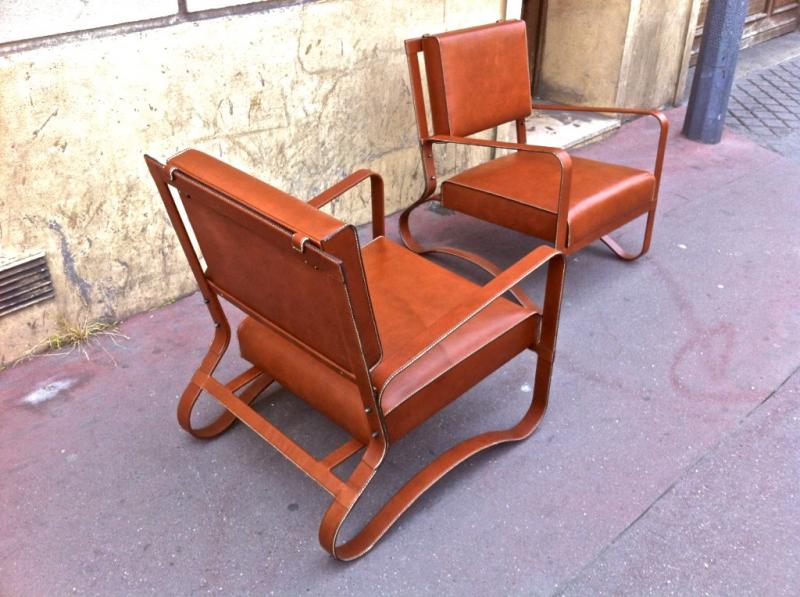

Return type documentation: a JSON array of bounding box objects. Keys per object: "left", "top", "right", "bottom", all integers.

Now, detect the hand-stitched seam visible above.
[{"left": 443, "top": 179, "right": 560, "bottom": 216}]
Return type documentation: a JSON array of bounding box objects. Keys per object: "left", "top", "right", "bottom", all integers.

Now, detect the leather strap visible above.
[
  {"left": 188, "top": 368, "right": 348, "bottom": 496},
  {"left": 373, "top": 245, "right": 560, "bottom": 387},
  {"left": 177, "top": 366, "right": 274, "bottom": 439}
]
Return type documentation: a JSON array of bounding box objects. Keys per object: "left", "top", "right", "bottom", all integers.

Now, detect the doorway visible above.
[
  {"left": 691, "top": 0, "right": 800, "bottom": 64},
  {"left": 522, "top": 0, "right": 548, "bottom": 96}
]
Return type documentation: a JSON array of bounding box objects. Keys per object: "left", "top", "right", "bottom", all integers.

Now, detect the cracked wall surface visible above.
[{"left": 0, "top": 0, "right": 504, "bottom": 365}]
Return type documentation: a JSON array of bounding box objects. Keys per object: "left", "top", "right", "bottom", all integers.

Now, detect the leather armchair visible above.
[
  {"left": 402, "top": 20, "right": 668, "bottom": 267},
  {"left": 145, "top": 149, "right": 566, "bottom": 559}
]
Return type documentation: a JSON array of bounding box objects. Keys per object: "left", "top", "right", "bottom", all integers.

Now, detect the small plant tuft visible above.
[{"left": 16, "top": 317, "right": 129, "bottom": 366}]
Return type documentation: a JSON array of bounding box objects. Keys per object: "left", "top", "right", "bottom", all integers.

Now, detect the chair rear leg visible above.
[
  {"left": 318, "top": 354, "right": 554, "bottom": 561},
  {"left": 600, "top": 208, "right": 656, "bottom": 261},
  {"left": 399, "top": 194, "right": 506, "bottom": 272}
]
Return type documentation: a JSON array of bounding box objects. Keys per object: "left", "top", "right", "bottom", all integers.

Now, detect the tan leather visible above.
[
  {"left": 422, "top": 20, "right": 532, "bottom": 137},
  {"left": 166, "top": 150, "right": 382, "bottom": 371},
  {"left": 237, "top": 316, "right": 373, "bottom": 443},
  {"left": 238, "top": 237, "right": 539, "bottom": 442},
  {"left": 403, "top": 21, "right": 669, "bottom": 260},
  {"left": 145, "top": 147, "right": 566, "bottom": 560},
  {"left": 442, "top": 151, "right": 656, "bottom": 247},
  {"left": 168, "top": 149, "right": 342, "bottom": 244}
]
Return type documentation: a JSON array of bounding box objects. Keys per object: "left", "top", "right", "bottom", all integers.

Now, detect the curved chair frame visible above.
[
  {"left": 145, "top": 153, "right": 566, "bottom": 560},
  {"left": 400, "top": 34, "right": 669, "bottom": 268}
]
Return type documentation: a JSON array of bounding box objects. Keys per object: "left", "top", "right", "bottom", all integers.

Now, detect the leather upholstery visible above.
[
  {"left": 442, "top": 152, "right": 656, "bottom": 247},
  {"left": 169, "top": 149, "right": 342, "bottom": 243},
  {"left": 146, "top": 147, "right": 566, "bottom": 559},
  {"left": 404, "top": 20, "right": 668, "bottom": 260},
  {"left": 422, "top": 20, "right": 532, "bottom": 137},
  {"left": 238, "top": 237, "right": 539, "bottom": 442},
  {"left": 166, "top": 150, "right": 382, "bottom": 370},
  {"left": 238, "top": 316, "right": 374, "bottom": 442}
]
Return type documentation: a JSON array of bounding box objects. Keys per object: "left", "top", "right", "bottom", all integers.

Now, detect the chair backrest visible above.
[
  {"left": 153, "top": 150, "right": 381, "bottom": 376},
  {"left": 413, "top": 20, "right": 532, "bottom": 138}
]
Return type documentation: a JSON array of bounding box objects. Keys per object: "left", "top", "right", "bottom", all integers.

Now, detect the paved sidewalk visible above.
[
  {"left": 560, "top": 373, "right": 800, "bottom": 595},
  {"left": 1, "top": 104, "right": 799, "bottom": 595},
  {"left": 728, "top": 54, "right": 800, "bottom": 159}
]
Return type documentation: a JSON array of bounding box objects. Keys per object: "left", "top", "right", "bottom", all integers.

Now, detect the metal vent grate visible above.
[{"left": 0, "top": 252, "right": 55, "bottom": 318}]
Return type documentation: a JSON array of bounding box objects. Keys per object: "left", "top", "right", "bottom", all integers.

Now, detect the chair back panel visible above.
[
  {"left": 421, "top": 20, "right": 532, "bottom": 137},
  {"left": 165, "top": 150, "right": 381, "bottom": 372}
]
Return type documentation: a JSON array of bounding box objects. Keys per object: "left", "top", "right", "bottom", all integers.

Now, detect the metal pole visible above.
[{"left": 683, "top": 0, "right": 748, "bottom": 143}]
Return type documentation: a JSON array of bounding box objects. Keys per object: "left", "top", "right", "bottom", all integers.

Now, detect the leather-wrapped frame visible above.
[
  {"left": 145, "top": 151, "right": 566, "bottom": 560},
  {"left": 401, "top": 24, "right": 669, "bottom": 269}
]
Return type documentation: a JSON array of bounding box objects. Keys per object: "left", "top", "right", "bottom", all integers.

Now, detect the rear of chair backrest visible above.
[
  {"left": 153, "top": 150, "right": 381, "bottom": 376},
  {"left": 417, "top": 20, "right": 532, "bottom": 138}
]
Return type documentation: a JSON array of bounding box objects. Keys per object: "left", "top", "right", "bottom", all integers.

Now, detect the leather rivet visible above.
[
  {"left": 364, "top": 407, "right": 372, "bottom": 414},
  {"left": 371, "top": 431, "right": 379, "bottom": 438},
  {"left": 430, "top": 175, "right": 436, "bottom": 180},
  {"left": 214, "top": 322, "right": 220, "bottom": 328}
]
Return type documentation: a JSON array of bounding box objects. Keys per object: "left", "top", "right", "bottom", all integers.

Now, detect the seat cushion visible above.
[
  {"left": 441, "top": 151, "right": 655, "bottom": 247},
  {"left": 238, "top": 238, "right": 539, "bottom": 443},
  {"left": 364, "top": 238, "right": 539, "bottom": 440}
]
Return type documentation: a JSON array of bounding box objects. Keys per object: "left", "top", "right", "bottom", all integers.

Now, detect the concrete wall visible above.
[
  {"left": 538, "top": 0, "right": 698, "bottom": 107},
  {"left": 0, "top": 0, "right": 504, "bottom": 365}
]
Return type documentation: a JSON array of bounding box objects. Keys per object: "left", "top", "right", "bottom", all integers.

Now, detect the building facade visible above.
[{"left": 1, "top": 0, "right": 795, "bottom": 365}]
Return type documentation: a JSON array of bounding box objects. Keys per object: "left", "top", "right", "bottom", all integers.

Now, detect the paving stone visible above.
[{"left": 728, "top": 53, "right": 800, "bottom": 163}]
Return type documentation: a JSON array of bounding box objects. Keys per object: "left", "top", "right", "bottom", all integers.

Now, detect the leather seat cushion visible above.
[
  {"left": 441, "top": 151, "right": 655, "bottom": 246},
  {"left": 238, "top": 237, "right": 539, "bottom": 442}
]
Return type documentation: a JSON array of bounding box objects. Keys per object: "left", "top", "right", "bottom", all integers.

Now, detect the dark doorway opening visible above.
[{"left": 522, "top": 0, "right": 548, "bottom": 97}]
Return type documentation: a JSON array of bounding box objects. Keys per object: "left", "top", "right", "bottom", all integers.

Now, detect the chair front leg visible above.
[
  {"left": 600, "top": 207, "right": 657, "bottom": 261},
  {"left": 317, "top": 349, "right": 554, "bottom": 561}
]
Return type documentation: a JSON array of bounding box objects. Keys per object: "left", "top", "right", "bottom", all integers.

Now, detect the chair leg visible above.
[
  {"left": 318, "top": 355, "right": 554, "bottom": 561},
  {"left": 600, "top": 209, "right": 656, "bottom": 261},
  {"left": 177, "top": 367, "right": 275, "bottom": 439},
  {"left": 399, "top": 197, "right": 536, "bottom": 309}
]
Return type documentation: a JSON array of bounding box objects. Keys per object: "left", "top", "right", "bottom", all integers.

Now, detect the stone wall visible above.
[
  {"left": 0, "top": 0, "right": 505, "bottom": 365},
  {"left": 538, "top": 0, "right": 699, "bottom": 107}
]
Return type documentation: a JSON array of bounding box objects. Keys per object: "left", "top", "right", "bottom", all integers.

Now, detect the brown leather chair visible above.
[
  {"left": 401, "top": 20, "right": 668, "bottom": 267},
  {"left": 145, "top": 149, "right": 565, "bottom": 560}
]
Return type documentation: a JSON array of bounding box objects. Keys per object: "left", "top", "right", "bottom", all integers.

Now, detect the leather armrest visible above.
[
  {"left": 372, "top": 245, "right": 565, "bottom": 391},
  {"left": 533, "top": 102, "right": 666, "bottom": 120},
  {"left": 429, "top": 134, "right": 572, "bottom": 247},
  {"left": 532, "top": 103, "right": 669, "bottom": 181},
  {"left": 308, "top": 169, "right": 385, "bottom": 239}
]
